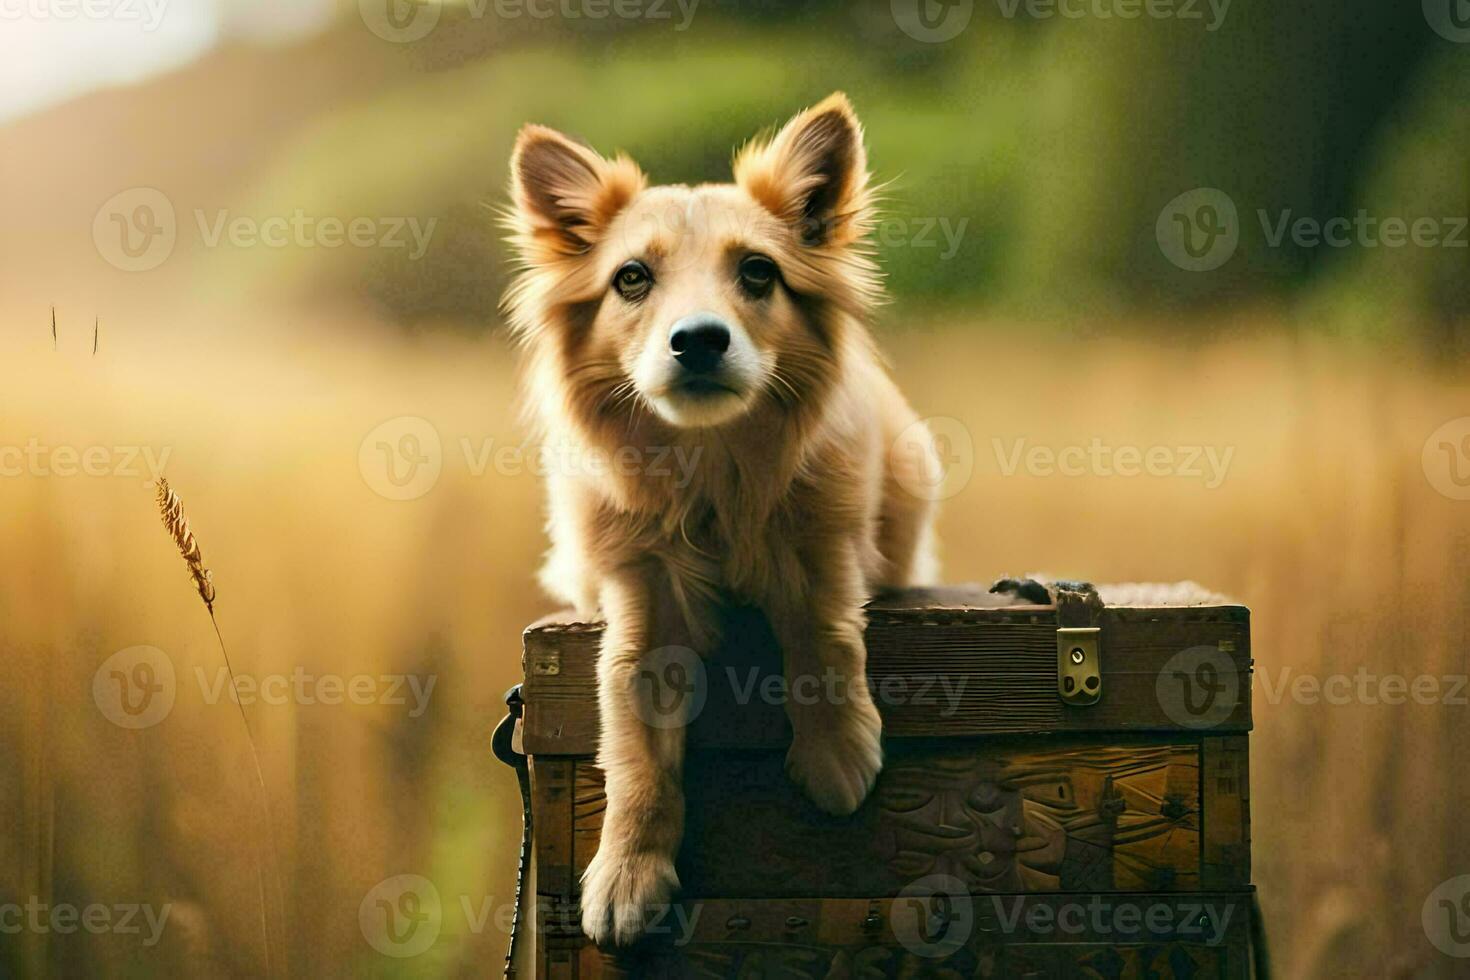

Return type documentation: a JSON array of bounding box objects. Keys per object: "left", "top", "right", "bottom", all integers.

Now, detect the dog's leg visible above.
[
  {"left": 765, "top": 547, "right": 884, "bottom": 816},
  {"left": 878, "top": 420, "right": 940, "bottom": 588},
  {"left": 580, "top": 567, "right": 703, "bottom": 946}
]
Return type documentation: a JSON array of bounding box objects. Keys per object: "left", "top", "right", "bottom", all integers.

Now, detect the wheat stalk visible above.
[
  {"left": 156, "top": 478, "right": 216, "bottom": 611},
  {"left": 153, "top": 477, "right": 280, "bottom": 978}
]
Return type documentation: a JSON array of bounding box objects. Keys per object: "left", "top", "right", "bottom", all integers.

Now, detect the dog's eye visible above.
[
  {"left": 737, "top": 255, "right": 778, "bottom": 298},
  {"left": 613, "top": 260, "right": 652, "bottom": 301}
]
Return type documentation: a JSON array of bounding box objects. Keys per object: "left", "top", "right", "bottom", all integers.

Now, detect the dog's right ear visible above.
[{"left": 509, "top": 126, "right": 645, "bottom": 263}]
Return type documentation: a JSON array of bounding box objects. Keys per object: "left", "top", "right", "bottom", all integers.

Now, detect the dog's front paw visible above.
[
  {"left": 785, "top": 699, "right": 884, "bottom": 816},
  {"left": 579, "top": 846, "right": 679, "bottom": 947}
]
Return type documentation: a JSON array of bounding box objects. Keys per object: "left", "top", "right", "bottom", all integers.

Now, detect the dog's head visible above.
[{"left": 505, "top": 94, "right": 879, "bottom": 433}]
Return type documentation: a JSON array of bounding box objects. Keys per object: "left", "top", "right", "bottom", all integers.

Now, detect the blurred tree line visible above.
[{"left": 233, "top": 0, "right": 1467, "bottom": 347}]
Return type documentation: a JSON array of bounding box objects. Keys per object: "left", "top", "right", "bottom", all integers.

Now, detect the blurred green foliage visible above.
[{"left": 230, "top": 0, "right": 1466, "bottom": 343}]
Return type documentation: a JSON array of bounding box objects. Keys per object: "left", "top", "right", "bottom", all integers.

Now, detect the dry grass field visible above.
[
  {"left": 3, "top": 315, "right": 1467, "bottom": 977},
  {"left": 4, "top": 3, "right": 1467, "bottom": 975}
]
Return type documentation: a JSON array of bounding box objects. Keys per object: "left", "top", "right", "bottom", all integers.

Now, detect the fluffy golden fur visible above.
[{"left": 504, "top": 93, "right": 938, "bottom": 945}]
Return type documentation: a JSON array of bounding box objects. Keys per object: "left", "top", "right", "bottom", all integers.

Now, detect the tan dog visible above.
[{"left": 504, "top": 93, "right": 938, "bottom": 945}]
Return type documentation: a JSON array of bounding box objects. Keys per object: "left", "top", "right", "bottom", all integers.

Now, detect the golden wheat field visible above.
[{"left": 3, "top": 315, "right": 1468, "bottom": 978}]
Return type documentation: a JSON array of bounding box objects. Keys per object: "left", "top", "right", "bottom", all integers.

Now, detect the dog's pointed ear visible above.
[
  {"left": 734, "top": 93, "right": 872, "bottom": 248},
  {"left": 509, "top": 125, "right": 645, "bottom": 261}
]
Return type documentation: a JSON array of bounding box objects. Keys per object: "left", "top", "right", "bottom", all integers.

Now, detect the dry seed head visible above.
[{"left": 155, "top": 477, "right": 216, "bottom": 610}]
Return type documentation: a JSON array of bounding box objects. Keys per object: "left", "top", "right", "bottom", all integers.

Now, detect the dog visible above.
[{"left": 504, "top": 93, "right": 939, "bottom": 946}]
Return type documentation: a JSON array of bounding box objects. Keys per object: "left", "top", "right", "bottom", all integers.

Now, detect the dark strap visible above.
[
  {"left": 491, "top": 684, "right": 530, "bottom": 978},
  {"left": 1251, "top": 889, "right": 1272, "bottom": 978}
]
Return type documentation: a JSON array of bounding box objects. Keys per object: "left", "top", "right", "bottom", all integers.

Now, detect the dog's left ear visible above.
[{"left": 734, "top": 92, "right": 872, "bottom": 248}]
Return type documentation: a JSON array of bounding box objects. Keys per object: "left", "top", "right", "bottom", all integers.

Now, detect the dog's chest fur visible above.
[
  {"left": 604, "top": 446, "right": 861, "bottom": 601},
  {"left": 547, "top": 386, "right": 885, "bottom": 617}
]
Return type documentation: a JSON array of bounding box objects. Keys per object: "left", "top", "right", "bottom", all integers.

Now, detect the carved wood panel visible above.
[
  {"left": 559, "top": 739, "right": 1209, "bottom": 900},
  {"left": 543, "top": 894, "right": 1254, "bottom": 979},
  {"left": 669, "top": 942, "right": 1235, "bottom": 979}
]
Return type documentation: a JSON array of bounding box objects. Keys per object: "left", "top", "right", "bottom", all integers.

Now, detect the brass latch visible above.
[{"left": 1057, "top": 626, "right": 1102, "bottom": 705}]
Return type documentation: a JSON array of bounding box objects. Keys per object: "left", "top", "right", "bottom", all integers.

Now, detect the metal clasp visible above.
[{"left": 1057, "top": 626, "right": 1102, "bottom": 705}]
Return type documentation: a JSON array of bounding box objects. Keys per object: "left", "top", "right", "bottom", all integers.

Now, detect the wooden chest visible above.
[{"left": 501, "top": 585, "right": 1257, "bottom": 978}]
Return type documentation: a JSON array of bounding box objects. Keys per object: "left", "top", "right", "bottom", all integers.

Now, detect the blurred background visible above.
[{"left": 1, "top": 0, "right": 1467, "bottom": 976}]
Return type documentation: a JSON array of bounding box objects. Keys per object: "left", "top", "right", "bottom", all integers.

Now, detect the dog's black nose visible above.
[{"left": 669, "top": 317, "right": 730, "bottom": 375}]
